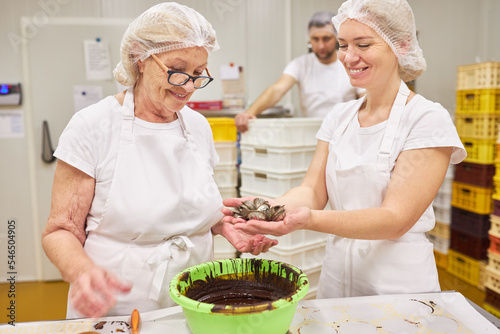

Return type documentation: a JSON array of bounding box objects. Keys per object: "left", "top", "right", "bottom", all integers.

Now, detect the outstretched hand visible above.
[
  {"left": 231, "top": 206, "right": 312, "bottom": 237},
  {"left": 69, "top": 266, "right": 132, "bottom": 318},
  {"left": 234, "top": 113, "right": 256, "bottom": 133},
  {"left": 222, "top": 196, "right": 284, "bottom": 224},
  {"left": 219, "top": 221, "right": 278, "bottom": 255}
]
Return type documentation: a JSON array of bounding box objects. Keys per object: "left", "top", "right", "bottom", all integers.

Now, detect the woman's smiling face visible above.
[
  {"left": 337, "top": 19, "right": 399, "bottom": 90},
  {"left": 136, "top": 46, "right": 208, "bottom": 122}
]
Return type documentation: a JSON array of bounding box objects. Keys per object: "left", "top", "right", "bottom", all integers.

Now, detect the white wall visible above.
[{"left": 0, "top": 0, "right": 499, "bottom": 282}]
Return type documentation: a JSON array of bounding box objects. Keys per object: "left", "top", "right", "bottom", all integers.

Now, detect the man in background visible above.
[{"left": 235, "top": 11, "right": 363, "bottom": 132}]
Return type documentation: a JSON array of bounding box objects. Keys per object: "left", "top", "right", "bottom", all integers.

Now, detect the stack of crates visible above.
[
  {"left": 238, "top": 117, "right": 326, "bottom": 298},
  {"left": 206, "top": 117, "right": 239, "bottom": 260},
  {"left": 427, "top": 165, "right": 454, "bottom": 270},
  {"left": 449, "top": 62, "right": 500, "bottom": 292},
  {"left": 485, "top": 134, "right": 500, "bottom": 316}
]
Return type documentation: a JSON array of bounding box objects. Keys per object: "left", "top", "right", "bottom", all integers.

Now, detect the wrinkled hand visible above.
[
  {"left": 220, "top": 222, "right": 278, "bottom": 255},
  {"left": 69, "top": 266, "right": 132, "bottom": 318},
  {"left": 232, "top": 206, "right": 312, "bottom": 237},
  {"left": 234, "top": 113, "right": 256, "bottom": 133}
]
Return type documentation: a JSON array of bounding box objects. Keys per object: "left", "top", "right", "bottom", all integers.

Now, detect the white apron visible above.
[
  {"left": 67, "top": 89, "right": 223, "bottom": 317},
  {"left": 317, "top": 81, "right": 439, "bottom": 298}
]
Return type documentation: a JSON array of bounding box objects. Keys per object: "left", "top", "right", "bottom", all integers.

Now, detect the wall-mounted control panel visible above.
[{"left": 0, "top": 83, "right": 22, "bottom": 105}]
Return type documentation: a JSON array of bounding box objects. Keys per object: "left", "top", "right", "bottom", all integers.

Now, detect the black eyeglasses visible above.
[{"left": 151, "top": 54, "right": 214, "bottom": 89}]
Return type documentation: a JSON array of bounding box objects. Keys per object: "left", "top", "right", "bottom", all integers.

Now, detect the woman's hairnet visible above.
[
  {"left": 332, "top": 0, "right": 426, "bottom": 82},
  {"left": 114, "top": 2, "right": 219, "bottom": 86}
]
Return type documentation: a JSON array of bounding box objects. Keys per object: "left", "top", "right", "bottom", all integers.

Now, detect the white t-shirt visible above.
[
  {"left": 54, "top": 95, "right": 218, "bottom": 232},
  {"left": 284, "top": 52, "right": 364, "bottom": 118},
  {"left": 316, "top": 94, "right": 467, "bottom": 169},
  {"left": 316, "top": 95, "right": 466, "bottom": 233}
]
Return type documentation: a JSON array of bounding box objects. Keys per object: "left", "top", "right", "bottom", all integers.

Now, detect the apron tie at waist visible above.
[{"left": 147, "top": 235, "right": 195, "bottom": 301}]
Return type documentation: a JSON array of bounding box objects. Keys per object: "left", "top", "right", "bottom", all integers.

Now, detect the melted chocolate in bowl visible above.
[
  {"left": 186, "top": 273, "right": 296, "bottom": 306},
  {"left": 179, "top": 259, "right": 303, "bottom": 313}
]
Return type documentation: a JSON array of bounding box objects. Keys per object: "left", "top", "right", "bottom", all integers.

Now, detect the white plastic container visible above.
[
  {"left": 304, "top": 287, "right": 318, "bottom": 300},
  {"left": 240, "top": 145, "right": 315, "bottom": 173},
  {"left": 239, "top": 188, "right": 277, "bottom": 199},
  {"left": 214, "top": 251, "right": 237, "bottom": 261},
  {"left": 241, "top": 239, "right": 326, "bottom": 269},
  {"left": 434, "top": 189, "right": 452, "bottom": 209},
  {"left": 303, "top": 263, "right": 322, "bottom": 293},
  {"left": 239, "top": 167, "right": 305, "bottom": 198},
  {"left": 273, "top": 230, "right": 328, "bottom": 249},
  {"left": 241, "top": 118, "right": 322, "bottom": 147},
  {"left": 439, "top": 176, "right": 453, "bottom": 195},
  {"left": 213, "top": 235, "right": 237, "bottom": 260},
  {"left": 433, "top": 203, "right": 452, "bottom": 224},
  {"left": 214, "top": 141, "right": 237, "bottom": 166},
  {"left": 218, "top": 186, "right": 238, "bottom": 199},
  {"left": 425, "top": 233, "right": 450, "bottom": 254},
  {"left": 213, "top": 165, "right": 238, "bottom": 188}
]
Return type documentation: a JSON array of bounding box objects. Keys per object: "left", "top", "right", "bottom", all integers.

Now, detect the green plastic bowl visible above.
[{"left": 169, "top": 258, "right": 309, "bottom": 334}]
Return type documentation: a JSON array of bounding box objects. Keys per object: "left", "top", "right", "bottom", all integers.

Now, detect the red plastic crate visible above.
[
  {"left": 186, "top": 100, "right": 223, "bottom": 110},
  {"left": 485, "top": 288, "right": 500, "bottom": 310},
  {"left": 489, "top": 230, "right": 500, "bottom": 254},
  {"left": 450, "top": 207, "right": 491, "bottom": 238},
  {"left": 450, "top": 227, "right": 489, "bottom": 260},
  {"left": 453, "top": 162, "right": 495, "bottom": 188},
  {"left": 494, "top": 200, "right": 500, "bottom": 217}
]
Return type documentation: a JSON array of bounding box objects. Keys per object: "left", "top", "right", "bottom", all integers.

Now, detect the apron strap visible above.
[
  {"left": 118, "top": 88, "right": 136, "bottom": 138},
  {"left": 147, "top": 235, "right": 195, "bottom": 301},
  {"left": 333, "top": 98, "right": 366, "bottom": 138},
  {"left": 120, "top": 88, "right": 189, "bottom": 141},
  {"left": 378, "top": 80, "right": 410, "bottom": 167},
  {"left": 122, "top": 88, "right": 135, "bottom": 120},
  {"left": 176, "top": 110, "right": 200, "bottom": 153}
]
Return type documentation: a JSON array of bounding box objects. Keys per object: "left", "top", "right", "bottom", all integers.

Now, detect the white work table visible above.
[{"left": 1, "top": 291, "right": 499, "bottom": 333}]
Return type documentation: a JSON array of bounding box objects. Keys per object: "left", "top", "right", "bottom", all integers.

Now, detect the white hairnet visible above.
[
  {"left": 114, "top": 2, "right": 219, "bottom": 86},
  {"left": 333, "top": 0, "right": 426, "bottom": 82}
]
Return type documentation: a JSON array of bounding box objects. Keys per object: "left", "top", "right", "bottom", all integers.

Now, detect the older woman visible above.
[
  {"left": 42, "top": 2, "right": 276, "bottom": 318},
  {"left": 223, "top": 0, "right": 466, "bottom": 298}
]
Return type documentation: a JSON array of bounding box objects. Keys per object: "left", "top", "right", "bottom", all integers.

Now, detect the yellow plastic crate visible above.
[
  {"left": 456, "top": 89, "right": 500, "bottom": 114},
  {"left": 495, "top": 145, "right": 500, "bottom": 162},
  {"left": 446, "top": 249, "right": 485, "bottom": 287},
  {"left": 461, "top": 138, "right": 496, "bottom": 164},
  {"left": 455, "top": 114, "right": 500, "bottom": 140},
  {"left": 457, "top": 62, "right": 500, "bottom": 90},
  {"left": 434, "top": 250, "right": 448, "bottom": 269},
  {"left": 206, "top": 117, "right": 237, "bottom": 142},
  {"left": 495, "top": 180, "right": 500, "bottom": 197},
  {"left": 483, "top": 303, "right": 500, "bottom": 318},
  {"left": 451, "top": 181, "right": 493, "bottom": 215},
  {"left": 479, "top": 261, "right": 487, "bottom": 291}
]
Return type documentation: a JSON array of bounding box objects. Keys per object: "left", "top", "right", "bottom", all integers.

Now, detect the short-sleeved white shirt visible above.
[
  {"left": 284, "top": 52, "right": 364, "bottom": 118},
  {"left": 316, "top": 95, "right": 467, "bottom": 170},
  {"left": 54, "top": 95, "right": 218, "bottom": 232}
]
